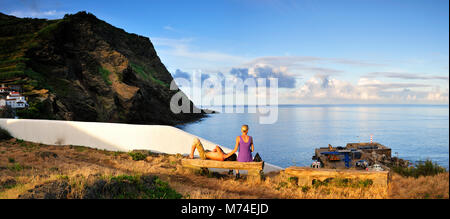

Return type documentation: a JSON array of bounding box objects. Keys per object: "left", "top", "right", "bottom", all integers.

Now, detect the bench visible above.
[
  {"left": 285, "top": 166, "right": 391, "bottom": 188},
  {"left": 181, "top": 159, "right": 265, "bottom": 180}
]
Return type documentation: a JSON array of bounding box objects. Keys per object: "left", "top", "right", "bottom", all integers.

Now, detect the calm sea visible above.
[{"left": 177, "top": 105, "right": 449, "bottom": 169}]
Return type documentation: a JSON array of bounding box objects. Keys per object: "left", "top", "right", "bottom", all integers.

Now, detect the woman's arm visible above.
[
  {"left": 251, "top": 137, "right": 254, "bottom": 152},
  {"left": 224, "top": 136, "right": 240, "bottom": 159}
]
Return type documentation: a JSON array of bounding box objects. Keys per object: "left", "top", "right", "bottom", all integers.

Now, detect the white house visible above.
[
  {"left": 0, "top": 99, "right": 6, "bottom": 109},
  {"left": 0, "top": 84, "right": 10, "bottom": 93},
  {"left": 5, "top": 91, "right": 28, "bottom": 109}
]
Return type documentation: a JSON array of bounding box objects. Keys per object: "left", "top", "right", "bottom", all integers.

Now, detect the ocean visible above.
[{"left": 177, "top": 104, "right": 449, "bottom": 169}]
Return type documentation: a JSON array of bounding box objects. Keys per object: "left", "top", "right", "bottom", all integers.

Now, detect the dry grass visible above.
[
  {"left": 389, "top": 172, "right": 449, "bottom": 199},
  {"left": 0, "top": 138, "right": 448, "bottom": 199}
]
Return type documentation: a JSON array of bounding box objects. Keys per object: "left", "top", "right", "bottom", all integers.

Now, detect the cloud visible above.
[
  {"left": 8, "top": 0, "right": 66, "bottom": 18},
  {"left": 151, "top": 37, "right": 246, "bottom": 64},
  {"left": 9, "top": 9, "right": 67, "bottom": 18},
  {"left": 285, "top": 75, "right": 449, "bottom": 104},
  {"left": 244, "top": 56, "right": 384, "bottom": 68},
  {"left": 357, "top": 78, "right": 433, "bottom": 90},
  {"left": 363, "top": 72, "right": 449, "bottom": 81},
  {"left": 153, "top": 38, "right": 446, "bottom": 104},
  {"left": 171, "top": 69, "right": 218, "bottom": 88},
  {"left": 152, "top": 37, "right": 389, "bottom": 79},
  {"left": 328, "top": 58, "right": 385, "bottom": 67},
  {"left": 172, "top": 69, "right": 191, "bottom": 81},
  {"left": 172, "top": 69, "right": 448, "bottom": 104},
  {"left": 425, "top": 87, "right": 449, "bottom": 102},
  {"left": 230, "top": 64, "right": 297, "bottom": 88},
  {"left": 153, "top": 38, "right": 375, "bottom": 76},
  {"left": 290, "top": 75, "right": 369, "bottom": 101},
  {"left": 240, "top": 56, "right": 385, "bottom": 77},
  {"left": 163, "top": 25, "right": 175, "bottom": 31}
]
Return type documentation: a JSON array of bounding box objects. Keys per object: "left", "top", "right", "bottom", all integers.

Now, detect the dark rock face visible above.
[{"left": 0, "top": 11, "right": 205, "bottom": 125}]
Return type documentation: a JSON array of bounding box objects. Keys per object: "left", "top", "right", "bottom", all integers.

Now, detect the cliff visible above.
[{"left": 0, "top": 11, "right": 206, "bottom": 125}]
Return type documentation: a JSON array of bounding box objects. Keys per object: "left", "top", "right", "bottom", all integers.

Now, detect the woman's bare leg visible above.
[
  {"left": 190, "top": 140, "right": 227, "bottom": 161},
  {"left": 189, "top": 138, "right": 203, "bottom": 159},
  {"left": 189, "top": 143, "right": 196, "bottom": 159}
]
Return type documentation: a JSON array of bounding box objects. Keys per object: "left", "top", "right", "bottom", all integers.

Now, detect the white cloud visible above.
[
  {"left": 363, "top": 72, "right": 449, "bottom": 81},
  {"left": 163, "top": 25, "right": 175, "bottom": 31},
  {"left": 244, "top": 56, "right": 384, "bottom": 69},
  {"left": 9, "top": 10, "right": 67, "bottom": 18},
  {"left": 152, "top": 37, "right": 389, "bottom": 77},
  {"left": 284, "top": 75, "right": 449, "bottom": 104},
  {"left": 151, "top": 37, "right": 247, "bottom": 67},
  {"left": 425, "top": 87, "right": 449, "bottom": 102},
  {"left": 230, "top": 63, "right": 297, "bottom": 88},
  {"left": 357, "top": 78, "right": 432, "bottom": 90},
  {"left": 152, "top": 37, "right": 448, "bottom": 104}
]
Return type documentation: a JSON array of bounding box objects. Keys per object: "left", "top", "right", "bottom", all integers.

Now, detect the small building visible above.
[
  {"left": 312, "top": 142, "right": 392, "bottom": 169},
  {"left": 4, "top": 91, "right": 28, "bottom": 109},
  {"left": 0, "top": 99, "right": 6, "bottom": 109},
  {"left": 346, "top": 142, "right": 391, "bottom": 157},
  {"left": 0, "top": 84, "right": 10, "bottom": 93}
]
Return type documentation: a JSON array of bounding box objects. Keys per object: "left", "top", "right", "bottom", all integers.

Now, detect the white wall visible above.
[{"left": 0, "top": 119, "right": 282, "bottom": 172}]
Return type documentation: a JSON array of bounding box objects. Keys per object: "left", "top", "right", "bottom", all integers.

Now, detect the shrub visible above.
[
  {"left": 0, "top": 127, "right": 13, "bottom": 141},
  {"left": 128, "top": 152, "right": 147, "bottom": 161},
  {"left": 83, "top": 175, "right": 182, "bottom": 199},
  {"left": 288, "top": 176, "right": 299, "bottom": 185},
  {"left": 7, "top": 163, "right": 29, "bottom": 171},
  {"left": 16, "top": 101, "right": 44, "bottom": 119},
  {"left": 392, "top": 160, "right": 447, "bottom": 178},
  {"left": 130, "top": 62, "right": 168, "bottom": 87},
  {"left": 99, "top": 67, "right": 112, "bottom": 85},
  {"left": 153, "top": 177, "right": 183, "bottom": 199},
  {"left": 275, "top": 181, "right": 288, "bottom": 190},
  {"left": 312, "top": 178, "right": 373, "bottom": 188},
  {"left": 37, "top": 21, "right": 62, "bottom": 39},
  {"left": 301, "top": 185, "right": 310, "bottom": 193},
  {"left": 72, "top": 146, "right": 87, "bottom": 152}
]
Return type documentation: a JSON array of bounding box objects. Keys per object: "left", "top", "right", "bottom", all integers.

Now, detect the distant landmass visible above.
[{"left": 0, "top": 11, "right": 206, "bottom": 125}]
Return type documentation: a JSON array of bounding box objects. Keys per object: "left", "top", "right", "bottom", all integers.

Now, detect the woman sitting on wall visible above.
[{"left": 223, "top": 125, "right": 254, "bottom": 178}]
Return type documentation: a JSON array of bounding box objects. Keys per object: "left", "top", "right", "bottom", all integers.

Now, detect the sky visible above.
[{"left": 1, "top": 0, "right": 449, "bottom": 105}]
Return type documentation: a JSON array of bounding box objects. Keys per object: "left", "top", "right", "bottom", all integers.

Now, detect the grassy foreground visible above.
[{"left": 0, "top": 138, "right": 448, "bottom": 199}]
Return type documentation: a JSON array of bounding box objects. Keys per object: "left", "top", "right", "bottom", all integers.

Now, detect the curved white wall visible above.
[{"left": 0, "top": 119, "right": 281, "bottom": 172}]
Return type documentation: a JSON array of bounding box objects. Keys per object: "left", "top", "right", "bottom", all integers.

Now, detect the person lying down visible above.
[{"left": 189, "top": 138, "right": 237, "bottom": 161}]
